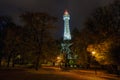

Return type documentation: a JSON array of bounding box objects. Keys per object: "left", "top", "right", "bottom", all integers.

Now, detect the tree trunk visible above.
[
  {"left": 0, "top": 57, "right": 1, "bottom": 67},
  {"left": 35, "top": 39, "right": 42, "bottom": 70},
  {"left": 35, "top": 53, "right": 40, "bottom": 70},
  {"left": 7, "top": 55, "right": 11, "bottom": 67},
  {"left": 12, "top": 54, "right": 15, "bottom": 67},
  {"left": 35, "top": 29, "right": 44, "bottom": 70}
]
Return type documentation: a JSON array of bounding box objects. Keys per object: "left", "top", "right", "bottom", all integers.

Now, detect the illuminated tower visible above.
[
  {"left": 63, "top": 10, "right": 71, "bottom": 40},
  {"left": 61, "top": 10, "right": 72, "bottom": 68},
  {"left": 60, "top": 10, "right": 77, "bottom": 68}
]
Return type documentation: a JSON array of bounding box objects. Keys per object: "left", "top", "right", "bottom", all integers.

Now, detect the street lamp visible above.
[
  {"left": 57, "top": 56, "right": 61, "bottom": 60},
  {"left": 57, "top": 56, "right": 63, "bottom": 64},
  {"left": 92, "top": 51, "right": 96, "bottom": 55},
  {"left": 57, "top": 56, "right": 63, "bottom": 69}
]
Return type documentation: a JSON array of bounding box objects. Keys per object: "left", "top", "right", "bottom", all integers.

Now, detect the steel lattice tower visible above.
[{"left": 61, "top": 10, "right": 73, "bottom": 68}]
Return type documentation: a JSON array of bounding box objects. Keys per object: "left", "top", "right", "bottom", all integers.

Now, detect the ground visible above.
[{"left": 0, "top": 66, "right": 119, "bottom": 80}]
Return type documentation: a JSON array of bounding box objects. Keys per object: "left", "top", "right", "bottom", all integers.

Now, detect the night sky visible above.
[{"left": 0, "top": 0, "right": 114, "bottom": 37}]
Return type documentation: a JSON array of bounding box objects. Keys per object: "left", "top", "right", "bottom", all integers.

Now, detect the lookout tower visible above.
[{"left": 63, "top": 10, "right": 71, "bottom": 40}]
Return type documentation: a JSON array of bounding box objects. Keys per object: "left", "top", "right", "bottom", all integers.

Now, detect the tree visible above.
[
  {"left": 84, "top": 0, "right": 120, "bottom": 66},
  {"left": 0, "top": 16, "right": 13, "bottom": 67},
  {"left": 20, "top": 12, "right": 57, "bottom": 70},
  {"left": 4, "top": 23, "right": 22, "bottom": 67},
  {"left": 71, "top": 28, "right": 93, "bottom": 68},
  {"left": 42, "top": 37, "right": 59, "bottom": 65}
]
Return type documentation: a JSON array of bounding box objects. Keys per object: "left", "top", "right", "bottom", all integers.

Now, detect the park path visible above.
[{"left": 0, "top": 67, "right": 119, "bottom": 80}]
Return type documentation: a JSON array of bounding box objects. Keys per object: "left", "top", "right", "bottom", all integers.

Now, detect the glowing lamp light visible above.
[
  {"left": 92, "top": 51, "right": 96, "bottom": 55},
  {"left": 57, "top": 56, "right": 62, "bottom": 60},
  {"left": 57, "top": 56, "right": 62, "bottom": 63}
]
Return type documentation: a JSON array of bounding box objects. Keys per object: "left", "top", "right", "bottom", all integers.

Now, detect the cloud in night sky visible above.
[{"left": 0, "top": 0, "right": 114, "bottom": 37}]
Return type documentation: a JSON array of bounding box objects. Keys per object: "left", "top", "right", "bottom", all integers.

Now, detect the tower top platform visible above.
[{"left": 64, "top": 10, "right": 69, "bottom": 15}]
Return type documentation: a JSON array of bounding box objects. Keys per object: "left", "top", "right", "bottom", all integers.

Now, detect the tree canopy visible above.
[{"left": 85, "top": 0, "right": 120, "bottom": 65}]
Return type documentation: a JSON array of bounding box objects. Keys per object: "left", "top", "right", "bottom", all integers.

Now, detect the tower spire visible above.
[{"left": 63, "top": 10, "right": 71, "bottom": 40}]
